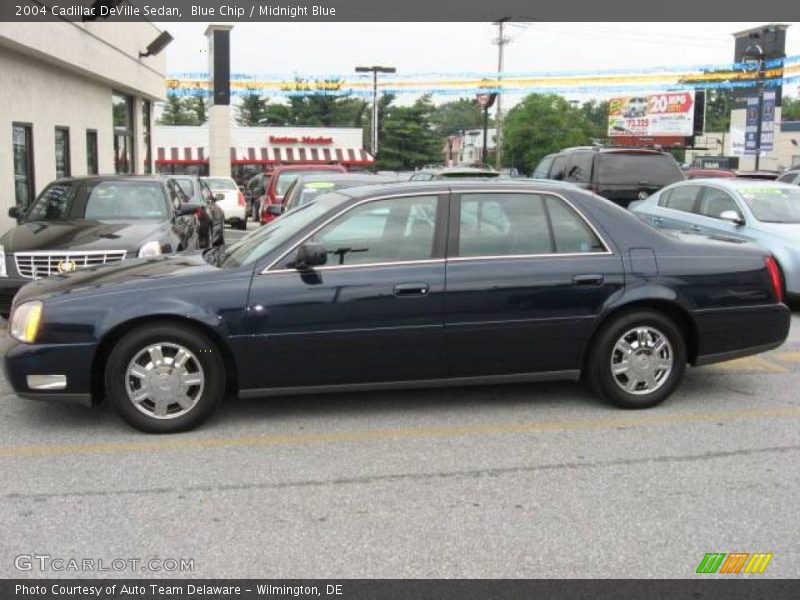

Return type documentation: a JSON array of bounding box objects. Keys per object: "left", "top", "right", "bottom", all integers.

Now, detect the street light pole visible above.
[{"left": 355, "top": 65, "right": 396, "bottom": 158}]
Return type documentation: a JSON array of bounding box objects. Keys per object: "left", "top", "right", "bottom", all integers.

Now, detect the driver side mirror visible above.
[
  {"left": 719, "top": 210, "right": 745, "bottom": 226},
  {"left": 291, "top": 243, "right": 328, "bottom": 270},
  {"left": 8, "top": 206, "right": 20, "bottom": 220},
  {"left": 265, "top": 204, "right": 283, "bottom": 216}
]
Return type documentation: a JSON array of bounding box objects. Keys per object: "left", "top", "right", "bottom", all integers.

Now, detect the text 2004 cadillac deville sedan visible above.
[{"left": 2, "top": 180, "right": 791, "bottom": 433}]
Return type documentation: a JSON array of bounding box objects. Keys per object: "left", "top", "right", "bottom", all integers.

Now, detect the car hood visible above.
[
  {"left": 0, "top": 220, "right": 167, "bottom": 253},
  {"left": 14, "top": 252, "right": 219, "bottom": 306}
]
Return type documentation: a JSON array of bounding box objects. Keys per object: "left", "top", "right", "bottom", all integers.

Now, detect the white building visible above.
[
  {"left": 443, "top": 128, "right": 497, "bottom": 166},
  {"left": 0, "top": 18, "right": 167, "bottom": 230},
  {"left": 154, "top": 124, "right": 373, "bottom": 182}
]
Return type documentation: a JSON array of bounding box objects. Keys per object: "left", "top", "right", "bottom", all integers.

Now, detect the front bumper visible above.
[{"left": 1, "top": 335, "right": 95, "bottom": 406}]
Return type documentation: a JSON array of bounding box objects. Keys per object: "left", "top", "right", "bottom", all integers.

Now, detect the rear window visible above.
[
  {"left": 204, "top": 178, "right": 237, "bottom": 191},
  {"left": 597, "top": 154, "right": 683, "bottom": 187},
  {"left": 173, "top": 178, "right": 195, "bottom": 197}
]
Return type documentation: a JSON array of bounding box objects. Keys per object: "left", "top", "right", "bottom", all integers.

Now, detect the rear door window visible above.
[
  {"left": 659, "top": 185, "right": 702, "bottom": 213},
  {"left": 565, "top": 153, "right": 593, "bottom": 184},
  {"left": 545, "top": 196, "right": 606, "bottom": 253},
  {"left": 549, "top": 156, "right": 567, "bottom": 181},
  {"left": 597, "top": 154, "right": 683, "bottom": 187}
]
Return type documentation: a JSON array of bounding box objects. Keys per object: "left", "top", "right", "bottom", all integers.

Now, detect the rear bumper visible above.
[
  {"left": 220, "top": 204, "right": 246, "bottom": 222},
  {"left": 692, "top": 303, "right": 791, "bottom": 366},
  {"left": 1, "top": 336, "right": 96, "bottom": 406}
]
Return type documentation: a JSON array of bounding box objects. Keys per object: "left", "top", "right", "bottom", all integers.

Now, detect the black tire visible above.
[
  {"left": 236, "top": 217, "right": 247, "bottom": 231},
  {"left": 104, "top": 323, "right": 225, "bottom": 433},
  {"left": 585, "top": 310, "right": 686, "bottom": 409}
]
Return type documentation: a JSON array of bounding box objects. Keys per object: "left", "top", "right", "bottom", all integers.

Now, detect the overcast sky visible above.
[{"left": 159, "top": 22, "right": 800, "bottom": 105}]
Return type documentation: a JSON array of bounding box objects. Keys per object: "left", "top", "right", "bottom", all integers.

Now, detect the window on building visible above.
[
  {"left": 142, "top": 99, "right": 152, "bottom": 174},
  {"left": 86, "top": 130, "right": 98, "bottom": 175},
  {"left": 12, "top": 123, "right": 35, "bottom": 210},
  {"left": 113, "top": 92, "right": 134, "bottom": 174},
  {"left": 54, "top": 127, "right": 71, "bottom": 179}
]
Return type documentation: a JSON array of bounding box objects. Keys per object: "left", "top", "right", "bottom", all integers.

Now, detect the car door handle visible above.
[
  {"left": 690, "top": 224, "right": 702, "bottom": 232},
  {"left": 573, "top": 274, "right": 604, "bottom": 286},
  {"left": 393, "top": 282, "right": 430, "bottom": 297},
  {"left": 652, "top": 216, "right": 664, "bottom": 226}
]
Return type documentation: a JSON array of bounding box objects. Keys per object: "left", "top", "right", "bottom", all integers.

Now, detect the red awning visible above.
[{"left": 155, "top": 146, "right": 373, "bottom": 166}]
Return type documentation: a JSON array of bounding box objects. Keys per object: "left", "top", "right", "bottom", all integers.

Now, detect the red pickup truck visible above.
[{"left": 259, "top": 164, "right": 346, "bottom": 223}]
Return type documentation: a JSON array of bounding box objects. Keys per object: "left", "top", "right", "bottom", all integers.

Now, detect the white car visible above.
[{"left": 202, "top": 176, "right": 247, "bottom": 230}]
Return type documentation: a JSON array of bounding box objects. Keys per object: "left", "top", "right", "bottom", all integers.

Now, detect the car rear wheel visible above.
[
  {"left": 236, "top": 217, "right": 247, "bottom": 230},
  {"left": 104, "top": 323, "right": 225, "bottom": 433},
  {"left": 586, "top": 310, "right": 686, "bottom": 409}
]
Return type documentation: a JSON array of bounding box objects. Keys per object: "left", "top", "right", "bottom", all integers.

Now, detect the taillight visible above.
[
  {"left": 238, "top": 191, "right": 245, "bottom": 207},
  {"left": 765, "top": 256, "right": 783, "bottom": 303},
  {"left": 194, "top": 208, "right": 204, "bottom": 219}
]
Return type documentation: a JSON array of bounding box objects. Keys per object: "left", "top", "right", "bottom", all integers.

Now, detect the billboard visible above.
[{"left": 607, "top": 92, "right": 695, "bottom": 138}]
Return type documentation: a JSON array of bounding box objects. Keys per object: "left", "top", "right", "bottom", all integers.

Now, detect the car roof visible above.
[
  {"left": 559, "top": 146, "right": 671, "bottom": 156},
  {"left": 332, "top": 178, "right": 582, "bottom": 200},
  {"left": 271, "top": 164, "right": 345, "bottom": 173},
  {"left": 294, "top": 173, "right": 399, "bottom": 184},
  {"left": 51, "top": 175, "right": 165, "bottom": 184},
  {"left": 672, "top": 178, "right": 799, "bottom": 192}
]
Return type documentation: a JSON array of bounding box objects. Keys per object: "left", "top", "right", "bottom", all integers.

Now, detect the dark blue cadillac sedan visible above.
[{"left": 2, "top": 180, "right": 791, "bottom": 432}]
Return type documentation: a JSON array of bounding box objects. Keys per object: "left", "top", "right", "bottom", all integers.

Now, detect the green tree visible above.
[
  {"left": 235, "top": 89, "right": 269, "bottom": 126},
  {"left": 158, "top": 95, "right": 195, "bottom": 125},
  {"left": 579, "top": 99, "right": 610, "bottom": 140},
  {"left": 260, "top": 103, "right": 292, "bottom": 126},
  {"left": 501, "top": 94, "right": 598, "bottom": 175},
  {"left": 377, "top": 95, "right": 441, "bottom": 170},
  {"left": 429, "top": 97, "right": 485, "bottom": 136},
  {"left": 704, "top": 89, "right": 734, "bottom": 132},
  {"left": 186, "top": 93, "right": 208, "bottom": 125},
  {"left": 284, "top": 79, "right": 367, "bottom": 127},
  {"left": 782, "top": 96, "right": 800, "bottom": 121}
]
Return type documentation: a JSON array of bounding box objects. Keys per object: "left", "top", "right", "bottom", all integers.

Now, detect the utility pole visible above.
[
  {"left": 493, "top": 17, "right": 511, "bottom": 170},
  {"left": 355, "top": 65, "right": 396, "bottom": 158}
]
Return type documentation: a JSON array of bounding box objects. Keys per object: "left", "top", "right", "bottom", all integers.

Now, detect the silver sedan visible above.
[{"left": 630, "top": 178, "right": 800, "bottom": 300}]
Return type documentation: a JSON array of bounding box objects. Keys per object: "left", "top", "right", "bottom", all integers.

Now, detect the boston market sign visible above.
[{"left": 269, "top": 135, "right": 333, "bottom": 145}]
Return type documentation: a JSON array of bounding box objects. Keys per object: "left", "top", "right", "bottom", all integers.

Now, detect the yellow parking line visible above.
[
  {"left": 774, "top": 352, "right": 800, "bottom": 363},
  {"left": 1, "top": 406, "right": 800, "bottom": 459},
  {"left": 704, "top": 356, "right": 788, "bottom": 373}
]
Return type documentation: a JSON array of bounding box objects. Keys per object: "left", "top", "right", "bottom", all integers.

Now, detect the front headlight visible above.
[
  {"left": 10, "top": 301, "right": 43, "bottom": 344},
  {"left": 138, "top": 241, "right": 162, "bottom": 258},
  {"left": 0, "top": 244, "right": 6, "bottom": 277}
]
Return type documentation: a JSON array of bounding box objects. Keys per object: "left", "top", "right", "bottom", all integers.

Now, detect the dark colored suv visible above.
[{"left": 533, "top": 147, "right": 685, "bottom": 207}]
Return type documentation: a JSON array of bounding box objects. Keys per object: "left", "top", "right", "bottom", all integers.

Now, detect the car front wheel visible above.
[
  {"left": 586, "top": 310, "right": 686, "bottom": 409},
  {"left": 104, "top": 323, "right": 225, "bottom": 433}
]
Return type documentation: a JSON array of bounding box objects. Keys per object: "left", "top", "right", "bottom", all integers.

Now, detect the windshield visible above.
[
  {"left": 25, "top": 180, "right": 167, "bottom": 221},
  {"left": 219, "top": 193, "right": 348, "bottom": 269},
  {"left": 738, "top": 186, "right": 800, "bottom": 223},
  {"left": 597, "top": 154, "right": 683, "bottom": 187},
  {"left": 204, "top": 178, "right": 237, "bottom": 191},
  {"left": 276, "top": 172, "right": 302, "bottom": 196},
  {"left": 24, "top": 181, "right": 80, "bottom": 221},
  {"left": 295, "top": 182, "right": 339, "bottom": 208}
]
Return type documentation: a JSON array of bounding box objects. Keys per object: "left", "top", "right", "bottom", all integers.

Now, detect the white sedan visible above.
[{"left": 202, "top": 177, "right": 247, "bottom": 230}]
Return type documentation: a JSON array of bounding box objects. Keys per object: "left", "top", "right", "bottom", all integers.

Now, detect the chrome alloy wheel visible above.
[
  {"left": 610, "top": 326, "right": 673, "bottom": 395},
  {"left": 125, "top": 343, "right": 205, "bottom": 419}
]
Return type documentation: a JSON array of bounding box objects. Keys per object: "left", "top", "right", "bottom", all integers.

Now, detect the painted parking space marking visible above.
[
  {"left": 1, "top": 406, "right": 800, "bottom": 460},
  {"left": 702, "top": 355, "right": 789, "bottom": 374}
]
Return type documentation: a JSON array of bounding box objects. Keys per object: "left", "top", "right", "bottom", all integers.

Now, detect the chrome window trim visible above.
[{"left": 260, "top": 187, "right": 613, "bottom": 275}]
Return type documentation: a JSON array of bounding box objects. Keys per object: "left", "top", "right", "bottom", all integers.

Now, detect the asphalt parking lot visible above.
[{"left": 1, "top": 238, "right": 798, "bottom": 578}]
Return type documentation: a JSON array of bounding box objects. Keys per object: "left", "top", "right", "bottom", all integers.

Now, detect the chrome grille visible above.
[{"left": 14, "top": 250, "right": 127, "bottom": 279}]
